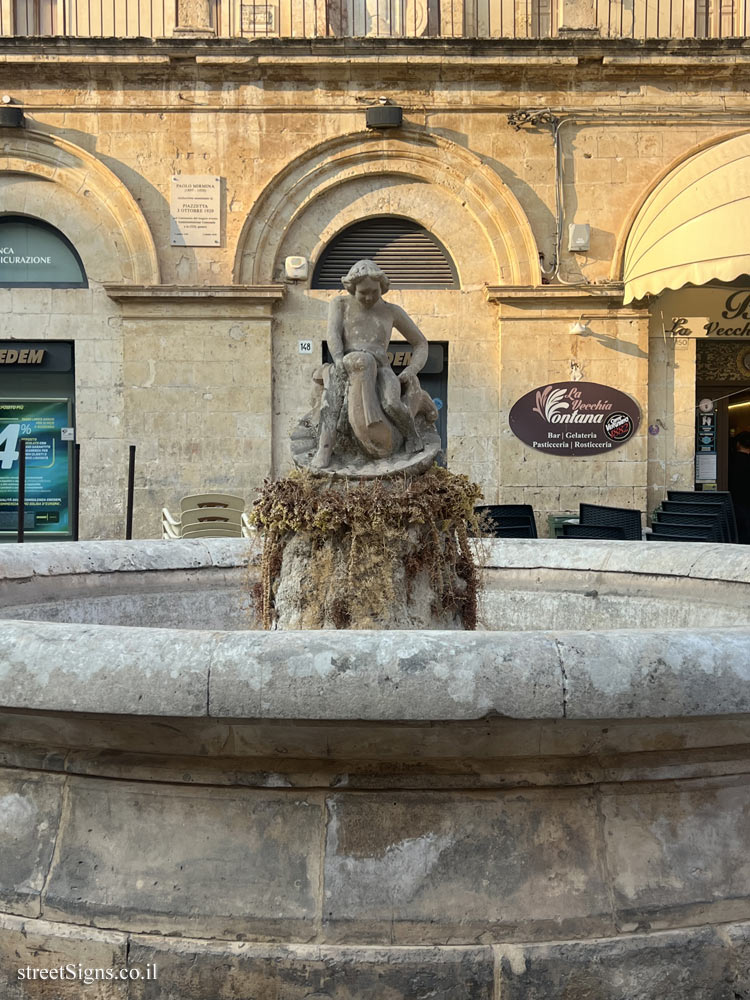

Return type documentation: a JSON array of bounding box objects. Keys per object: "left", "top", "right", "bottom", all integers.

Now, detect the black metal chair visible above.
[
  {"left": 667, "top": 491, "right": 739, "bottom": 542},
  {"left": 660, "top": 500, "right": 729, "bottom": 542},
  {"left": 490, "top": 523, "right": 536, "bottom": 538},
  {"left": 474, "top": 504, "right": 538, "bottom": 539},
  {"left": 647, "top": 521, "right": 718, "bottom": 541},
  {"left": 579, "top": 503, "right": 642, "bottom": 540},
  {"left": 562, "top": 522, "right": 627, "bottom": 540},
  {"left": 648, "top": 532, "right": 711, "bottom": 542},
  {"left": 485, "top": 514, "right": 533, "bottom": 527},
  {"left": 652, "top": 511, "right": 723, "bottom": 541}
]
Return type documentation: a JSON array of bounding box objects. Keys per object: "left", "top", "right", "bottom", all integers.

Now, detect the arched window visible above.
[
  {"left": 312, "top": 216, "right": 458, "bottom": 289},
  {"left": 0, "top": 216, "right": 87, "bottom": 288}
]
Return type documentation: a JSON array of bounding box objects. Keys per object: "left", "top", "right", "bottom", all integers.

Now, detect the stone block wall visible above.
[
  {"left": 113, "top": 291, "right": 279, "bottom": 538},
  {"left": 3, "top": 727, "right": 750, "bottom": 1000},
  {"left": 494, "top": 290, "right": 651, "bottom": 519}
]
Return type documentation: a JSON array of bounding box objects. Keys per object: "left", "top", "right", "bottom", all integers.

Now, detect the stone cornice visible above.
[
  {"left": 485, "top": 283, "right": 635, "bottom": 304},
  {"left": 104, "top": 283, "right": 285, "bottom": 318},
  {"left": 104, "top": 283, "right": 284, "bottom": 301},
  {"left": 4, "top": 36, "right": 750, "bottom": 80}
]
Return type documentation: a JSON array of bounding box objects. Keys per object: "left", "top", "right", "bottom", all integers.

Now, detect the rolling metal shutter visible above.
[{"left": 312, "top": 217, "right": 458, "bottom": 289}]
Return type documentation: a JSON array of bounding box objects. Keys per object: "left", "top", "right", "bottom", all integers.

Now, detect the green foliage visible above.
[{"left": 249, "top": 467, "right": 483, "bottom": 630}]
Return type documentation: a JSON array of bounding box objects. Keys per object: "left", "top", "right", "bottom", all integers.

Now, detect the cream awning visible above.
[{"left": 623, "top": 132, "right": 750, "bottom": 304}]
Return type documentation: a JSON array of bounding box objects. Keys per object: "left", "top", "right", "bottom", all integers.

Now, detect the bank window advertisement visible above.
[
  {"left": 0, "top": 398, "right": 72, "bottom": 536},
  {"left": 0, "top": 218, "right": 87, "bottom": 288}
]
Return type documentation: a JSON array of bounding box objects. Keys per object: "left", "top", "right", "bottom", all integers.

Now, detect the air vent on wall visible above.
[{"left": 312, "top": 217, "right": 458, "bottom": 289}]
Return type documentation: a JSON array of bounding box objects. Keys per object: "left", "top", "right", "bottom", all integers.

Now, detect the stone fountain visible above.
[
  {"left": 2, "top": 539, "right": 750, "bottom": 998},
  {"left": 3, "top": 262, "right": 750, "bottom": 998},
  {"left": 262, "top": 258, "right": 478, "bottom": 631}
]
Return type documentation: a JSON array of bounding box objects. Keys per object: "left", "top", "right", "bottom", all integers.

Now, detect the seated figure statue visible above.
[{"left": 292, "top": 259, "right": 440, "bottom": 476}]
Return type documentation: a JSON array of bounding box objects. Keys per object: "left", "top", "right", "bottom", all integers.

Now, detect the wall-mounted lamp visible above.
[
  {"left": 365, "top": 104, "right": 403, "bottom": 130},
  {"left": 0, "top": 107, "right": 24, "bottom": 128},
  {"left": 569, "top": 316, "right": 590, "bottom": 335}
]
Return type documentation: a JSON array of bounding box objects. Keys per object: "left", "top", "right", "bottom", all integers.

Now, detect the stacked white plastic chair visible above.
[{"left": 161, "top": 493, "right": 248, "bottom": 539}]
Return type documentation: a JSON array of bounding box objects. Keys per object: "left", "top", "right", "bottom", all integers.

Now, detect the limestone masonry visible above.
[{"left": 2, "top": 33, "right": 749, "bottom": 533}]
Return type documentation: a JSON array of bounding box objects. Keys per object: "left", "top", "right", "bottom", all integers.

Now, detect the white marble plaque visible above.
[{"left": 170, "top": 176, "right": 221, "bottom": 247}]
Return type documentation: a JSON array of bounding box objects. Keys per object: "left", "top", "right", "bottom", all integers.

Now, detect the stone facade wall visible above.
[
  {"left": 494, "top": 289, "right": 651, "bottom": 518},
  {"left": 112, "top": 291, "right": 279, "bottom": 538},
  {"left": 1, "top": 39, "right": 748, "bottom": 535}
]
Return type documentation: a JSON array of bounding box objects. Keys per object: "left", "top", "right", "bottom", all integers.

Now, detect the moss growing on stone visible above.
[{"left": 249, "top": 467, "right": 483, "bottom": 630}]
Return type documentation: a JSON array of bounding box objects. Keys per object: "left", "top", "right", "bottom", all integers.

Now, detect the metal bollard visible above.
[
  {"left": 17, "top": 438, "right": 25, "bottom": 544},
  {"left": 126, "top": 445, "right": 136, "bottom": 540},
  {"left": 73, "top": 442, "right": 80, "bottom": 541}
]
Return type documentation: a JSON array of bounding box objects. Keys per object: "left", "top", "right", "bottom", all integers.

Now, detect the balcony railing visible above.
[{"left": 2, "top": 0, "right": 747, "bottom": 39}]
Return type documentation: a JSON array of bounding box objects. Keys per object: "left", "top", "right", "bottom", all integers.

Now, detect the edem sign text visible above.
[{"left": 0, "top": 349, "right": 45, "bottom": 364}]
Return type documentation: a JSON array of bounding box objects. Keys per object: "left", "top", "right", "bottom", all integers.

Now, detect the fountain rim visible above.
[
  {"left": 1, "top": 538, "right": 750, "bottom": 725},
  {"left": 2, "top": 535, "right": 750, "bottom": 584}
]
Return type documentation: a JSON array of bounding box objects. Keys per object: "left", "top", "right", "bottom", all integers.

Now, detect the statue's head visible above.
[{"left": 341, "top": 259, "right": 390, "bottom": 296}]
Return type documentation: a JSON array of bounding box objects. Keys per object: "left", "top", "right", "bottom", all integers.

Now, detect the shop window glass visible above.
[{"left": 0, "top": 216, "right": 86, "bottom": 287}]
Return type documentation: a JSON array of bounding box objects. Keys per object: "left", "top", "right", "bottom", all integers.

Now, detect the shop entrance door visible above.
[
  {"left": 0, "top": 341, "right": 75, "bottom": 540},
  {"left": 695, "top": 340, "right": 750, "bottom": 492},
  {"left": 694, "top": 383, "right": 728, "bottom": 490}
]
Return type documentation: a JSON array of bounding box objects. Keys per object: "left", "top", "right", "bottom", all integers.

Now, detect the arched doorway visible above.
[
  {"left": 234, "top": 128, "right": 538, "bottom": 488},
  {"left": 0, "top": 130, "right": 159, "bottom": 539},
  {"left": 620, "top": 131, "right": 750, "bottom": 510}
]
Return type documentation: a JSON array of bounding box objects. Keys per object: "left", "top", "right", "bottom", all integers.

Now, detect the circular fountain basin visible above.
[{"left": 2, "top": 538, "right": 750, "bottom": 1000}]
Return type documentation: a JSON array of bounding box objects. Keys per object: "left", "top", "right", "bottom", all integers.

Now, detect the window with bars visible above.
[{"left": 312, "top": 217, "right": 459, "bottom": 289}]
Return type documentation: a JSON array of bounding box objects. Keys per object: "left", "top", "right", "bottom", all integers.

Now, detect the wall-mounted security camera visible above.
[{"left": 285, "top": 255, "right": 309, "bottom": 281}]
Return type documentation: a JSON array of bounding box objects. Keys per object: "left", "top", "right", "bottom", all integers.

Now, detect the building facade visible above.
[{"left": 1, "top": 5, "right": 750, "bottom": 537}]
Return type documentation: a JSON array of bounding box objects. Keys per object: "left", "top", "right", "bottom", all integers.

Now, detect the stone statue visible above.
[{"left": 291, "top": 260, "right": 441, "bottom": 477}]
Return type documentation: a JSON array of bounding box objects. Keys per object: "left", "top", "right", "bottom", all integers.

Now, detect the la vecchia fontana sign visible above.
[
  {"left": 509, "top": 382, "right": 641, "bottom": 456},
  {"left": 655, "top": 288, "right": 750, "bottom": 340}
]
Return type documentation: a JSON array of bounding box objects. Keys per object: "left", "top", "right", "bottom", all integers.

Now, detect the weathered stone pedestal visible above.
[
  {"left": 275, "top": 523, "right": 463, "bottom": 630},
  {"left": 253, "top": 469, "right": 481, "bottom": 630}
]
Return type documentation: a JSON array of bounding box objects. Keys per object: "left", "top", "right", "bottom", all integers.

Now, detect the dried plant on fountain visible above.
[{"left": 248, "top": 467, "right": 483, "bottom": 630}]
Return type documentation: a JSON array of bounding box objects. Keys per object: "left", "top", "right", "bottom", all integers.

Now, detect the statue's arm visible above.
[
  {"left": 327, "top": 297, "right": 347, "bottom": 364},
  {"left": 391, "top": 305, "right": 429, "bottom": 377}
]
